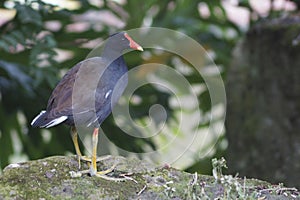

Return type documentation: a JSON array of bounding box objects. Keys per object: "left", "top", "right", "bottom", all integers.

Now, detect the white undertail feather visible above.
[
  {"left": 31, "top": 110, "right": 46, "bottom": 126},
  {"left": 31, "top": 110, "right": 68, "bottom": 128},
  {"left": 43, "top": 116, "right": 68, "bottom": 128}
]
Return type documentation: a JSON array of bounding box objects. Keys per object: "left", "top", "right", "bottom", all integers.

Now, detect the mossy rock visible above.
[{"left": 0, "top": 156, "right": 299, "bottom": 199}]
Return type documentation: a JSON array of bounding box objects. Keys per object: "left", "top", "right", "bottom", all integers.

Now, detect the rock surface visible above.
[{"left": 0, "top": 156, "right": 299, "bottom": 199}]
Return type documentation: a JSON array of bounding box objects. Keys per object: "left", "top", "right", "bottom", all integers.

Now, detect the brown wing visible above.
[
  {"left": 46, "top": 57, "right": 108, "bottom": 121},
  {"left": 46, "top": 62, "right": 79, "bottom": 119}
]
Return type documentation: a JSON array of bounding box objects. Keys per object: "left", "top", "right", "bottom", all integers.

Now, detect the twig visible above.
[{"left": 137, "top": 185, "right": 147, "bottom": 196}]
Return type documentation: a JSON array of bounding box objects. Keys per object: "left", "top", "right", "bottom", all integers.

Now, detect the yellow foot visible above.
[
  {"left": 70, "top": 161, "right": 131, "bottom": 182},
  {"left": 80, "top": 155, "right": 112, "bottom": 163},
  {"left": 89, "top": 162, "right": 127, "bottom": 181},
  {"left": 75, "top": 155, "right": 112, "bottom": 169}
]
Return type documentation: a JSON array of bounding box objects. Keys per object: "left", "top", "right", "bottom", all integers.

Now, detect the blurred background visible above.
[{"left": 0, "top": 0, "right": 299, "bottom": 188}]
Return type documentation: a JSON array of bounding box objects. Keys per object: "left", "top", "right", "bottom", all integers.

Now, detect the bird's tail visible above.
[
  {"left": 31, "top": 111, "right": 48, "bottom": 128},
  {"left": 31, "top": 110, "right": 67, "bottom": 128}
]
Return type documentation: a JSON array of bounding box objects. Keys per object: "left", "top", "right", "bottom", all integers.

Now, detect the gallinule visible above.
[{"left": 31, "top": 32, "right": 143, "bottom": 179}]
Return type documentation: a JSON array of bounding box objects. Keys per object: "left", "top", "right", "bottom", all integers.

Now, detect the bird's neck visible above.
[{"left": 102, "top": 46, "right": 124, "bottom": 63}]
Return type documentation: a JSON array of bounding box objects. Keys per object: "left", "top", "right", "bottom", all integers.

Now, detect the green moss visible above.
[{"left": 0, "top": 156, "right": 299, "bottom": 199}]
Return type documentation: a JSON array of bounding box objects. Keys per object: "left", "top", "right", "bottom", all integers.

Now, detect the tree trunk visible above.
[{"left": 226, "top": 16, "right": 300, "bottom": 188}]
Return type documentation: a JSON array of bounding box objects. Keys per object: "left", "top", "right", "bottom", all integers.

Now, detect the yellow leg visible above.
[
  {"left": 71, "top": 127, "right": 83, "bottom": 169},
  {"left": 70, "top": 127, "right": 111, "bottom": 169},
  {"left": 90, "top": 128, "right": 99, "bottom": 175},
  {"left": 71, "top": 127, "right": 83, "bottom": 157},
  {"left": 89, "top": 128, "right": 125, "bottom": 181},
  {"left": 69, "top": 127, "right": 127, "bottom": 181}
]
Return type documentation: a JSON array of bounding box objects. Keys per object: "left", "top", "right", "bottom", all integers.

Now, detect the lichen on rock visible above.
[{"left": 0, "top": 156, "right": 299, "bottom": 199}]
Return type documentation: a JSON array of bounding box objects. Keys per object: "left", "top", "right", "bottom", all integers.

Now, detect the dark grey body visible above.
[
  {"left": 31, "top": 56, "right": 128, "bottom": 128},
  {"left": 31, "top": 32, "right": 141, "bottom": 129}
]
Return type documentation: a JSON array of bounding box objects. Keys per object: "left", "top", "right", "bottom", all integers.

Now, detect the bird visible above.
[{"left": 31, "top": 32, "right": 143, "bottom": 180}]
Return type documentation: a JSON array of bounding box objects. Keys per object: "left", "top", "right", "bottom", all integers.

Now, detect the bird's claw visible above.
[
  {"left": 80, "top": 155, "right": 112, "bottom": 163},
  {"left": 70, "top": 160, "right": 129, "bottom": 182},
  {"left": 75, "top": 155, "right": 112, "bottom": 169}
]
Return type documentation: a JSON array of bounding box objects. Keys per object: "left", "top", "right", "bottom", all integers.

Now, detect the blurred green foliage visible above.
[{"left": 0, "top": 0, "right": 296, "bottom": 173}]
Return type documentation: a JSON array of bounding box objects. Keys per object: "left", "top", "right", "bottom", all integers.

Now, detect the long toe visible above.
[
  {"left": 70, "top": 162, "right": 129, "bottom": 181},
  {"left": 96, "top": 162, "right": 117, "bottom": 175},
  {"left": 80, "top": 155, "right": 112, "bottom": 163},
  {"left": 95, "top": 163, "right": 127, "bottom": 181},
  {"left": 92, "top": 162, "right": 128, "bottom": 181},
  {"left": 95, "top": 173, "right": 128, "bottom": 181}
]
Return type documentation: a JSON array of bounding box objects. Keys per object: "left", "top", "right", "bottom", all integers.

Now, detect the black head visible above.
[{"left": 106, "top": 32, "right": 143, "bottom": 53}]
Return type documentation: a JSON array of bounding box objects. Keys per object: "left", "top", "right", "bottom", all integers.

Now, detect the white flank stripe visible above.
[
  {"left": 44, "top": 116, "right": 68, "bottom": 128},
  {"left": 31, "top": 110, "right": 46, "bottom": 125},
  {"left": 105, "top": 90, "right": 112, "bottom": 99}
]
